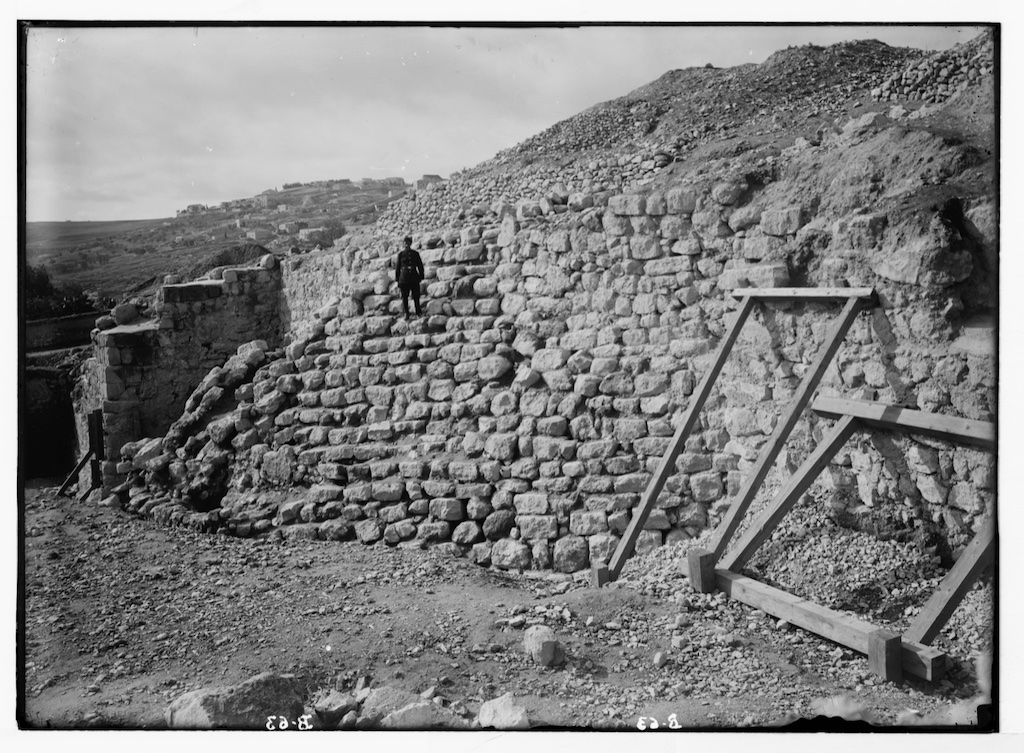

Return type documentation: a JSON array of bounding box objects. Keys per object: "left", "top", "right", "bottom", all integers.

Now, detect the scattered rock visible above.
[
  {"left": 165, "top": 672, "right": 303, "bottom": 730},
  {"left": 523, "top": 625, "right": 565, "bottom": 667},
  {"left": 478, "top": 692, "right": 530, "bottom": 730}
]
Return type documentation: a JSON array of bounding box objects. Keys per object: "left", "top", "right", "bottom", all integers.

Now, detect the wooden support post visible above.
[
  {"left": 904, "top": 518, "right": 996, "bottom": 645},
  {"left": 91, "top": 408, "right": 106, "bottom": 461},
  {"left": 605, "top": 295, "right": 756, "bottom": 581},
  {"left": 868, "top": 629, "right": 904, "bottom": 683},
  {"left": 87, "top": 409, "right": 103, "bottom": 493},
  {"left": 719, "top": 415, "right": 859, "bottom": 572},
  {"left": 590, "top": 565, "right": 609, "bottom": 588},
  {"left": 687, "top": 549, "right": 716, "bottom": 593},
  {"left": 710, "top": 295, "right": 864, "bottom": 563}
]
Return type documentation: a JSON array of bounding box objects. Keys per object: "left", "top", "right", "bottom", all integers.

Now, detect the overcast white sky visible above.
[{"left": 24, "top": 22, "right": 986, "bottom": 222}]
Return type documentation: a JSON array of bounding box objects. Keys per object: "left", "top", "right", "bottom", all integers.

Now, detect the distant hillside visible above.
[
  {"left": 22, "top": 179, "right": 410, "bottom": 301},
  {"left": 25, "top": 219, "right": 171, "bottom": 260}
]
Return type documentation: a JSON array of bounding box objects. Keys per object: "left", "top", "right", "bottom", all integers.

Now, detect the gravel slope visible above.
[{"left": 20, "top": 480, "right": 991, "bottom": 731}]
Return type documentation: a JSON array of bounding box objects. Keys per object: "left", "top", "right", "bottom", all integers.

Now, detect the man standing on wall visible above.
[{"left": 395, "top": 236, "right": 425, "bottom": 319}]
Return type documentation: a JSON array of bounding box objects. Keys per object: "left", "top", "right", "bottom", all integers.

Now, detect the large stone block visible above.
[
  {"left": 689, "top": 472, "right": 724, "bottom": 503},
  {"left": 553, "top": 535, "right": 589, "bottom": 573},
  {"left": 417, "top": 521, "right": 452, "bottom": 543},
  {"left": 761, "top": 206, "right": 806, "bottom": 236},
  {"left": 514, "top": 492, "right": 549, "bottom": 514},
  {"left": 478, "top": 355, "right": 513, "bottom": 381},
  {"left": 517, "top": 514, "right": 558, "bottom": 540},
  {"left": 570, "top": 511, "right": 608, "bottom": 535},
  {"left": 484, "top": 433, "right": 518, "bottom": 461},
  {"left": 629, "top": 235, "right": 661, "bottom": 260},
  {"left": 666, "top": 186, "right": 699, "bottom": 214},
  {"left": 355, "top": 518, "right": 385, "bottom": 544},
  {"left": 635, "top": 530, "right": 663, "bottom": 556},
  {"left": 587, "top": 533, "right": 620, "bottom": 567},
  {"left": 718, "top": 262, "right": 790, "bottom": 289},
  {"left": 429, "top": 498, "right": 465, "bottom": 521},
  {"left": 532, "top": 348, "right": 571, "bottom": 372},
  {"left": 608, "top": 194, "right": 646, "bottom": 216},
  {"left": 452, "top": 520, "right": 484, "bottom": 545},
  {"left": 491, "top": 539, "right": 532, "bottom": 570},
  {"left": 483, "top": 509, "right": 516, "bottom": 540}
]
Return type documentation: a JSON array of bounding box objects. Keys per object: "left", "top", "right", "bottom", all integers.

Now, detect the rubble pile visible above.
[{"left": 871, "top": 29, "right": 995, "bottom": 106}]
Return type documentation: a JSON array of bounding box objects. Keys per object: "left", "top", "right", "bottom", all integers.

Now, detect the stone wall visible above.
[
  {"left": 279, "top": 246, "right": 354, "bottom": 337},
  {"left": 75, "top": 258, "right": 285, "bottom": 491},
  {"left": 112, "top": 108, "right": 996, "bottom": 571},
  {"left": 25, "top": 311, "right": 104, "bottom": 352}
]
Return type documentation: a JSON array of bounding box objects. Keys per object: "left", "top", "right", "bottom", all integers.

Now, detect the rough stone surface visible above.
[
  {"left": 523, "top": 625, "right": 565, "bottom": 667},
  {"left": 478, "top": 692, "right": 530, "bottom": 730},
  {"left": 165, "top": 673, "right": 303, "bottom": 730}
]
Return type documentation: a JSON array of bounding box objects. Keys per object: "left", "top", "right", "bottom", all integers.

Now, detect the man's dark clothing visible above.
[{"left": 396, "top": 247, "right": 425, "bottom": 317}]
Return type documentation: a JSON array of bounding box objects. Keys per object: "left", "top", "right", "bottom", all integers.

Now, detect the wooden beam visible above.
[
  {"left": 590, "top": 565, "right": 609, "bottom": 588},
  {"left": 904, "top": 518, "right": 996, "bottom": 645},
  {"left": 729, "top": 287, "right": 876, "bottom": 302},
  {"left": 92, "top": 408, "right": 106, "bottom": 461},
  {"left": 868, "top": 629, "right": 904, "bottom": 683},
  {"left": 719, "top": 415, "right": 860, "bottom": 572},
  {"left": 687, "top": 549, "right": 716, "bottom": 593},
  {"left": 605, "top": 294, "right": 757, "bottom": 580},
  {"left": 811, "top": 397, "right": 995, "bottom": 450},
  {"left": 714, "top": 569, "right": 948, "bottom": 681},
  {"left": 58, "top": 450, "right": 94, "bottom": 497},
  {"left": 710, "top": 295, "right": 865, "bottom": 562}
]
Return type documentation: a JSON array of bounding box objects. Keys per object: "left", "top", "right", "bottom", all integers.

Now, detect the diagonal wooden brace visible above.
[
  {"left": 718, "top": 414, "right": 860, "bottom": 572},
  {"left": 904, "top": 516, "right": 995, "bottom": 645},
  {"left": 709, "top": 295, "right": 864, "bottom": 563},
  {"left": 601, "top": 295, "right": 756, "bottom": 582}
]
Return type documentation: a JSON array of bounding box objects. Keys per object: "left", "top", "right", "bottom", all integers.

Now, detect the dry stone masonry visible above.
[
  {"left": 80, "top": 32, "right": 996, "bottom": 574},
  {"left": 871, "top": 31, "right": 994, "bottom": 106},
  {"left": 74, "top": 256, "right": 283, "bottom": 490}
]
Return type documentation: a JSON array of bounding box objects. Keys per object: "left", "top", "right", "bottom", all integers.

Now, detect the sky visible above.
[{"left": 23, "top": 21, "right": 988, "bottom": 222}]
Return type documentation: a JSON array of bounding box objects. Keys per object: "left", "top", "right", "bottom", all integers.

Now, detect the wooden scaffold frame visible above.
[{"left": 591, "top": 287, "right": 996, "bottom": 682}]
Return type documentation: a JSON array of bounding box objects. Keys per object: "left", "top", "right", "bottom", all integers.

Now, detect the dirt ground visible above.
[{"left": 18, "top": 479, "right": 991, "bottom": 734}]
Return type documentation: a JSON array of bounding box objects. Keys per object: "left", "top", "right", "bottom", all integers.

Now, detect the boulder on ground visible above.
[
  {"left": 312, "top": 689, "right": 358, "bottom": 727},
  {"left": 165, "top": 672, "right": 303, "bottom": 729},
  {"left": 478, "top": 692, "right": 530, "bottom": 730},
  {"left": 379, "top": 701, "right": 434, "bottom": 729},
  {"left": 523, "top": 625, "right": 565, "bottom": 667},
  {"left": 359, "top": 685, "right": 420, "bottom": 724}
]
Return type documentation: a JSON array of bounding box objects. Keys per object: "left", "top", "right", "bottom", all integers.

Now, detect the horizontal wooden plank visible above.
[
  {"left": 812, "top": 397, "right": 995, "bottom": 450},
  {"left": 729, "top": 287, "right": 876, "bottom": 301},
  {"left": 712, "top": 569, "right": 948, "bottom": 681}
]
